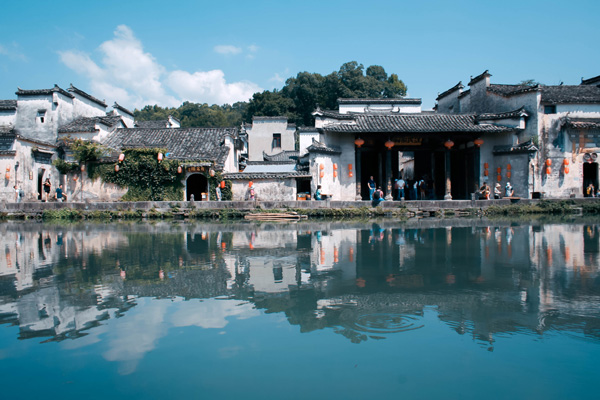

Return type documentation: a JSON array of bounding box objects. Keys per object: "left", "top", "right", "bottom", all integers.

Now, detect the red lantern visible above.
[
  {"left": 545, "top": 159, "right": 552, "bottom": 166},
  {"left": 385, "top": 139, "right": 394, "bottom": 150},
  {"left": 349, "top": 171, "right": 353, "bottom": 178},
  {"left": 114, "top": 164, "right": 119, "bottom": 172},
  {"left": 507, "top": 164, "right": 511, "bottom": 170},
  {"left": 73, "top": 176, "right": 78, "bottom": 182},
  {"left": 333, "top": 170, "right": 338, "bottom": 178},
  {"left": 546, "top": 166, "right": 551, "bottom": 175},
  {"left": 507, "top": 171, "right": 511, "bottom": 178},
  {"left": 320, "top": 171, "right": 324, "bottom": 179},
  {"left": 5, "top": 166, "right": 9, "bottom": 172},
  {"left": 220, "top": 181, "right": 225, "bottom": 188},
  {"left": 157, "top": 153, "right": 163, "bottom": 162},
  {"left": 118, "top": 153, "right": 125, "bottom": 162},
  {"left": 563, "top": 158, "right": 569, "bottom": 166},
  {"left": 483, "top": 163, "right": 489, "bottom": 169},
  {"left": 248, "top": 181, "right": 253, "bottom": 187},
  {"left": 444, "top": 139, "right": 454, "bottom": 149},
  {"left": 564, "top": 166, "right": 570, "bottom": 174},
  {"left": 484, "top": 170, "right": 489, "bottom": 176},
  {"left": 4, "top": 172, "right": 9, "bottom": 180},
  {"left": 474, "top": 138, "right": 484, "bottom": 147},
  {"left": 80, "top": 164, "right": 86, "bottom": 172},
  {"left": 354, "top": 137, "right": 365, "bottom": 148},
  {"left": 319, "top": 164, "right": 324, "bottom": 170},
  {"left": 496, "top": 167, "right": 501, "bottom": 174},
  {"left": 177, "top": 165, "right": 182, "bottom": 174},
  {"left": 497, "top": 175, "right": 502, "bottom": 181}
]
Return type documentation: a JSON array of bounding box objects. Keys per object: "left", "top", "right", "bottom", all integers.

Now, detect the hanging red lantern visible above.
[
  {"left": 118, "top": 153, "right": 125, "bottom": 162},
  {"left": 73, "top": 176, "right": 78, "bottom": 182},
  {"left": 177, "top": 165, "right": 182, "bottom": 174},
  {"left": 157, "top": 152, "right": 163, "bottom": 162},
  {"left": 5, "top": 166, "right": 9, "bottom": 172},
  {"left": 444, "top": 139, "right": 454, "bottom": 149},
  {"left": 354, "top": 137, "right": 365, "bottom": 148},
  {"left": 333, "top": 163, "right": 338, "bottom": 170},
  {"left": 319, "top": 164, "right": 324, "bottom": 170},
  {"left": 333, "top": 170, "right": 338, "bottom": 178},
  {"left": 320, "top": 171, "right": 324, "bottom": 178},
  {"left": 507, "top": 164, "right": 511, "bottom": 170},
  {"left": 563, "top": 158, "right": 569, "bottom": 166},
  {"left": 545, "top": 159, "right": 552, "bottom": 166},
  {"left": 484, "top": 170, "right": 489, "bottom": 176},
  {"left": 483, "top": 163, "right": 489, "bottom": 169},
  {"left": 114, "top": 164, "right": 119, "bottom": 172},
  {"left": 385, "top": 138, "right": 394, "bottom": 150},
  {"left": 349, "top": 171, "right": 353, "bottom": 178},
  {"left": 497, "top": 175, "right": 502, "bottom": 181},
  {"left": 220, "top": 181, "right": 225, "bottom": 188},
  {"left": 546, "top": 166, "right": 551, "bottom": 175},
  {"left": 507, "top": 171, "right": 511, "bottom": 178},
  {"left": 4, "top": 172, "right": 9, "bottom": 180},
  {"left": 474, "top": 138, "right": 484, "bottom": 147},
  {"left": 564, "top": 166, "right": 570, "bottom": 174},
  {"left": 209, "top": 169, "right": 215, "bottom": 177}
]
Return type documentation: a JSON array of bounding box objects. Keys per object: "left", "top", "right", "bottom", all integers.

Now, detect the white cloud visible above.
[
  {"left": 0, "top": 43, "right": 27, "bottom": 61},
  {"left": 167, "top": 69, "right": 261, "bottom": 105},
  {"left": 60, "top": 25, "right": 262, "bottom": 108},
  {"left": 269, "top": 73, "right": 285, "bottom": 83},
  {"left": 214, "top": 45, "right": 242, "bottom": 55},
  {"left": 247, "top": 44, "right": 259, "bottom": 53}
]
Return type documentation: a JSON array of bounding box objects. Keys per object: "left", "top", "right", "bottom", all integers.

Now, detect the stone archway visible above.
[
  {"left": 186, "top": 174, "right": 208, "bottom": 201},
  {"left": 583, "top": 161, "right": 598, "bottom": 196}
]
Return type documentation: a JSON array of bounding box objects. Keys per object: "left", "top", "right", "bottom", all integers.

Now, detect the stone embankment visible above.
[{"left": 1, "top": 197, "right": 599, "bottom": 220}]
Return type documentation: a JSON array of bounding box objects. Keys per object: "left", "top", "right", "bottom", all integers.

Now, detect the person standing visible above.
[
  {"left": 505, "top": 182, "right": 514, "bottom": 197},
  {"left": 13, "top": 184, "right": 20, "bottom": 203},
  {"left": 315, "top": 185, "right": 322, "bottom": 200},
  {"left": 55, "top": 184, "right": 66, "bottom": 202},
  {"left": 367, "top": 176, "right": 376, "bottom": 200},
  {"left": 43, "top": 178, "right": 51, "bottom": 202},
  {"left": 215, "top": 185, "right": 222, "bottom": 201},
  {"left": 395, "top": 176, "right": 405, "bottom": 200},
  {"left": 494, "top": 183, "right": 501, "bottom": 199}
]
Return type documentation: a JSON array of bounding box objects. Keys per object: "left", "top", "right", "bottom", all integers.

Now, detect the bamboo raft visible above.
[{"left": 244, "top": 212, "right": 308, "bottom": 221}]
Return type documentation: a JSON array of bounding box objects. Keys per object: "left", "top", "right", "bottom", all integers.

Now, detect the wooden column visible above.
[
  {"left": 355, "top": 147, "right": 362, "bottom": 200},
  {"left": 385, "top": 149, "right": 392, "bottom": 199},
  {"left": 444, "top": 149, "right": 452, "bottom": 200}
]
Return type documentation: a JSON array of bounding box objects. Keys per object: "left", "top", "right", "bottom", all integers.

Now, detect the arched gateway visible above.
[{"left": 186, "top": 174, "right": 208, "bottom": 201}]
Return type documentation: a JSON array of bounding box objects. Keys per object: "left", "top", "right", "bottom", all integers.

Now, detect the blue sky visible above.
[{"left": 1, "top": 0, "right": 598, "bottom": 112}]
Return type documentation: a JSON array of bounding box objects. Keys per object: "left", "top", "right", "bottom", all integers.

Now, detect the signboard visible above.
[
  {"left": 187, "top": 166, "right": 207, "bottom": 173},
  {"left": 394, "top": 137, "right": 422, "bottom": 146}
]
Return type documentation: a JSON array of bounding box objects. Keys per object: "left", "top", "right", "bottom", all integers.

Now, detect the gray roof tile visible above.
[
  {"left": 58, "top": 116, "right": 123, "bottom": 133},
  {"left": 338, "top": 98, "right": 422, "bottom": 105},
  {"left": 0, "top": 100, "right": 17, "bottom": 110},
  {"left": 68, "top": 84, "right": 107, "bottom": 107},
  {"left": 262, "top": 150, "right": 299, "bottom": 162},
  {"left": 540, "top": 85, "right": 600, "bottom": 104},
  {"left": 16, "top": 84, "right": 74, "bottom": 99}
]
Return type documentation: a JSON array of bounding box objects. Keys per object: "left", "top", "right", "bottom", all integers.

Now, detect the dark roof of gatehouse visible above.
[
  {"left": 306, "top": 140, "right": 342, "bottom": 154},
  {"left": 581, "top": 75, "right": 600, "bottom": 86},
  {"left": 493, "top": 140, "right": 538, "bottom": 155},
  {"left": 312, "top": 108, "right": 355, "bottom": 120},
  {"left": 68, "top": 84, "right": 107, "bottom": 108},
  {"left": 16, "top": 84, "right": 74, "bottom": 99},
  {"left": 223, "top": 171, "right": 310, "bottom": 180},
  {"left": 134, "top": 120, "right": 173, "bottom": 129},
  {"left": 338, "top": 98, "right": 422, "bottom": 105},
  {"left": 476, "top": 107, "right": 528, "bottom": 121},
  {"left": 487, "top": 84, "right": 538, "bottom": 97},
  {"left": 263, "top": 150, "right": 299, "bottom": 162},
  {"left": 58, "top": 116, "right": 123, "bottom": 133},
  {"left": 113, "top": 102, "right": 134, "bottom": 117},
  {"left": 560, "top": 117, "right": 600, "bottom": 130},
  {"left": 0, "top": 100, "right": 17, "bottom": 110},
  {"left": 321, "top": 114, "right": 516, "bottom": 134},
  {"left": 102, "top": 127, "right": 238, "bottom": 167},
  {"left": 436, "top": 82, "right": 464, "bottom": 101},
  {"left": 540, "top": 85, "right": 600, "bottom": 104}
]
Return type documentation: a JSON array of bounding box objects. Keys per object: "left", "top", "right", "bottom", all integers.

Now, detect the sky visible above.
[{"left": 0, "top": 0, "right": 598, "bottom": 113}]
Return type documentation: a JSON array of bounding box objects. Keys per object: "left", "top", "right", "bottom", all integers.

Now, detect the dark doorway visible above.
[
  {"left": 583, "top": 162, "right": 598, "bottom": 196},
  {"left": 37, "top": 168, "right": 45, "bottom": 200},
  {"left": 360, "top": 150, "right": 382, "bottom": 200},
  {"left": 297, "top": 178, "right": 311, "bottom": 198},
  {"left": 187, "top": 174, "right": 208, "bottom": 201}
]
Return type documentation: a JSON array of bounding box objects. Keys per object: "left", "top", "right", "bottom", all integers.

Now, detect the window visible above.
[
  {"left": 37, "top": 110, "right": 46, "bottom": 123},
  {"left": 544, "top": 105, "right": 556, "bottom": 114},
  {"left": 272, "top": 133, "right": 281, "bottom": 149}
]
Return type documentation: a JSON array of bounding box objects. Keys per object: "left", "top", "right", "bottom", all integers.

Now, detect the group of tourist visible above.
[{"left": 478, "top": 181, "right": 513, "bottom": 200}]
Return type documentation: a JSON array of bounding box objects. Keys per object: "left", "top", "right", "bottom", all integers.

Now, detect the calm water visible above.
[{"left": 1, "top": 218, "right": 599, "bottom": 399}]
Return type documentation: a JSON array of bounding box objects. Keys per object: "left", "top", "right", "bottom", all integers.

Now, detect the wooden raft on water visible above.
[{"left": 244, "top": 212, "right": 308, "bottom": 221}]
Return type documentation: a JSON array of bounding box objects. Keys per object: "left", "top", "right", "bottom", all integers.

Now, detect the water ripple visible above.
[{"left": 346, "top": 313, "right": 424, "bottom": 335}]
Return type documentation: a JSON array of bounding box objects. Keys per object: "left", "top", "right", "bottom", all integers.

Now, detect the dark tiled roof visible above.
[
  {"left": 436, "top": 82, "right": 464, "bottom": 101},
  {"left": 487, "top": 84, "right": 538, "bottom": 97},
  {"left": 322, "top": 114, "right": 516, "bottom": 134},
  {"left": 223, "top": 171, "right": 310, "bottom": 180},
  {"left": 263, "top": 150, "right": 299, "bottom": 162},
  {"left": 252, "top": 116, "right": 288, "bottom": 121},
  {"left": 458, "top": 89, "right": 470, "bottom": 99},
  {"left": 468, "top": 70, "right": 491, "bottom": 86},
  {"left": 134, "top": 120, "right": 171, "bottom": 129},
  {"left": 0, "top": 127, "right": 15, "bottom": 136},
  {"left": 561, "top": 117, "right": 600, "bottom": 130},
  {"left": 581, "top": 75, "right": 600, "bottom": 86},
  {"left": 306, "top": 140, "right": 342, "bottom": 154},
  {"left": 16, "top": 84, "right": 74, "bottom": 99},
  {"left": 338, "top": 98, "right": 422, "bottom": 105},
  {"left": 0, "top": 100, "right": 17, "bottom": 110},
  {"left": 68, "top": 84, "right": 107, "bottom": 108},
  {"left": 58, "top": 116, "right": 123, "bottom": 133},
  {"left": 476, "top": 107, "right": 528, "bottom": 121},
  {"left": 102, "top": 127, "right": 238, "bottom": 167},
  {"left": 540, "top": 85, "right": 600, "bottom": 104},
  {"left": 297, "top": 127, "right": 320, "bottom": 132},
  {"left": 113, "top": 102, "right": 134, "bottom": 116},
  {"left": 493, "top": 140, "right": 538, "bottom": 154},
  {"left": 312, "top": 108, "right": 355, "bottom": 120}
]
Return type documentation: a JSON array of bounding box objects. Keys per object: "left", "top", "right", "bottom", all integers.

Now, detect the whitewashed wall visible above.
[{"left": 230, "top": 178, "right": 297, "bottom": 201}]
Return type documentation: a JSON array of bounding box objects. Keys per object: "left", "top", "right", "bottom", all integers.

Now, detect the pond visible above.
[{"left": 0, "top": 218, "right": 599, "bottom": 399}]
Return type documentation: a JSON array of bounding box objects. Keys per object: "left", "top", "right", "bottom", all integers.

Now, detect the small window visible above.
[
  {"left": 272, "top": 133, "right": 281, "bottom": 149},
  {"left": 37, "top": 110, "right": 46, "bottom": 123},
  {"left": 544, "top": 105, "right": 556, "bottom": 114}
]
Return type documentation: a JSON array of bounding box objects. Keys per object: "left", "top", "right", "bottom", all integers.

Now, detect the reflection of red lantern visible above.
[
  {"left": 564, "top": 166, "right": 570, "bottom": 174},
  {"left": 507, "top": 164, "right": 511, "bottom": 170},
  {"left": 73, "top": 176, "right": 78, "bottom": 182},
  {"left": 444, "top": 139, "right": 454, "bottom": 149},
  {"left": 333, "top": 163, "right": 338, "bottom": 170},
  {"left": 546, "top": 166, "right": 552, "bottom": 175},
  {"left": 474, "top": 138, "right": 484, "bottom": 147},
  {"left": 545, "top": 159, "right": 552, "bottom": 166},
  {"left": 4, "top": 172, "right": 9, "bottom": 180},
  {"left": 496, "top": 167, "right": 501, "bottom": 174},
  {"left": 319, "top": 164, "right": 324, "bottom": 170},
  {"left": 354, "top": 137, "right": 365, "bottom": 148},
  {"left": 349, "top": 171, "right": 353, "bottom": 178}
]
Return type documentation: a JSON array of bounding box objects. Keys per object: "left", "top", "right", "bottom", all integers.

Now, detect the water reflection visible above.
[{"left": 1, "top": 219, "right": 600, "bottom": 370}]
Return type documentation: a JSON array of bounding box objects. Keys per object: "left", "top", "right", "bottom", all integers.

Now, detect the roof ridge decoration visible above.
[
  {"left": 16, "top": 84, "right": 74, "bottom": 99},
  {"left": 113, "top": 102, "right": 134, "bottom": 117},
  {"left": 436, "top": 82, "right": 464, "bottom": 101},
  {"left": 476, "top": 107, "right": 529, "bottom": 121},
  {"left": 312, "top": 109, "right": 355, "bottom": 120},
  {"left": 492, "top": 140, "right": 538, "bottom": 155},
  {"left": 262, "top": 149, "right": 299, "bottom": 162},
  {"left": 337, "top": 98, "right": 422, "bottom": 105},
  {"left": 68, "top": 84, "right": 107, "bottom": 108},
  {"left": 487, "top": 84, "right": 540, "bottom": 97},
  {"left": 560, "top": 116, "right": 600, "bottom": 130},
  {"left": 581, "top": 75, "right": 600, "bottom": 86},
  {"left": 468, "top": 70, "right": 491, "bottom": 86},
  {"left": 306, "top": 140, "right": 342, "bottom": 154}
]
